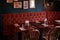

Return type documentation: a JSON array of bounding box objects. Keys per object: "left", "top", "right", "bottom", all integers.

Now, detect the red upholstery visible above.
[
  {"left": 47, "top": 12, "right": 60, "bottom": 24},
  {"left": 2, "top": 12, "right": 46, "bottom": 25},
  {"left": 2, "top": 12, "right": 46, "bottom": 35}
]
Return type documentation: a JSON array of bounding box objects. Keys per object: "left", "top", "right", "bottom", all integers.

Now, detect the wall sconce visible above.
[
  {"left": 45, "top": 2, "right": 53, "bottom": 7},
  {"left": 46, "top": 3, "right": 50, "bottom": 7}
]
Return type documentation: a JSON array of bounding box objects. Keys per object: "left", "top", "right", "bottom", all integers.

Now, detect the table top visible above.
[{"left": 14, "top": 23, "right": 55, "bottom": 32}]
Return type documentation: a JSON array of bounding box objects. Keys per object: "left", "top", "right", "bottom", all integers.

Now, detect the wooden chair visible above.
[
  {"left": 22, "top": 30, "right": 30, "bottom": 40},
  {"left": 49, "top": 28, "right": 60, "bottom": 40},
  {"left": 30, "top": 29, "right": 40, "bottom": 40}
]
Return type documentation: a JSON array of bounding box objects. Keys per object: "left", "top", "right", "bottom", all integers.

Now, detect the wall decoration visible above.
[
  {"left": 6, "top": 0, "right": 13, "bottom": 3},
  {"left": 29, "top": 0, "right": 35, "bottom": 8},
  {"left": 13, "top": 2, "right": 22, "bottom": 8},
  {"left": 23, "top": 1, "right": 28, "bottom": 9},
  {"left": 14, "top": 0, "right": 18, "bottom": 1}
]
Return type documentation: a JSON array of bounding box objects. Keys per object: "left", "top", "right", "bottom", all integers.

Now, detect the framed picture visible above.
[
  {"left": 6, "top": 0, "right": 13, "bottom": 3},
  {"left": 14, "top": 0, "right": 18, "bottom": 1},
  {"left": 23, "top": 1, "right": 28, "bottom": 9},
  {"left": 29, "top": 0, "right": 35, "bottom": 8},
  {"left": 13, "top": 2, "right": 22, "bottom": 8}
]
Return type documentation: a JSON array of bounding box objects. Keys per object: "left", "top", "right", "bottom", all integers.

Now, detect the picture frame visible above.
[
  {"left": 23, "top": 1, "right": 28, "bottom": 9},
  {"left": 13, "top": 2, "right": 22, "bottom": 8},
  {"left": 14, "top": 0, "right": 18, "bottom": 1},
  {"left": 6, "top": 0, "right": 13, "bottom": 3},
  {"left": 29, "top": 0, "right": 35, "bottom": 8}
]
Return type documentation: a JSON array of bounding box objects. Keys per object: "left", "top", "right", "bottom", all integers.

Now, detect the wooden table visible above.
[{"left": 14, "top": 23, "right": 55, "bottom": 40}]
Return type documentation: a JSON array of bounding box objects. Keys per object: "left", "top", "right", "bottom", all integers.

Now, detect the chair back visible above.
[{"left": 30, "top": 29, "right": 40, "bottom": 40}]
